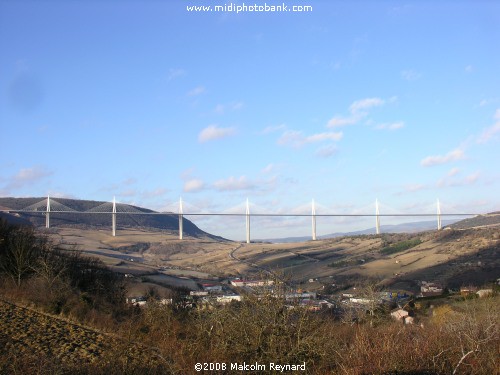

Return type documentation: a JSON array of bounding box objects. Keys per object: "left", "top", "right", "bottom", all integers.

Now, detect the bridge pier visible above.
[
  {"left": 311, "top": 199, "right": 317, "bottom": 241},
  {"left": 112, "top": 197, "right": 116, "bottom": 237},
  {"left": 45, "top": 195, "right": 50, "bottom": 229},
  {"left": 437, "top": 199, "right": 442, "bottom": 230},
  {"left": 375, "top": 199, "right": 381, "bottom": 235},
  {"left": 246, "top": 198, "right": 250, "bottom": 244},
  {"left": 179, "top": 197, "right": 183, "bottom": 240}
]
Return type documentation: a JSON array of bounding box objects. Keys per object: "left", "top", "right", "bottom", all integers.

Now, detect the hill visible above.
[
  {"left": 260, "top": 218, "right": 461, "bottom": 243},
  {"left": 450, "top": 211, "right": 500, "bottom": 229},
  {"left": 168, "top": 227, "right": 498, "bottom": 292},
  {"left": 0, "top": 299, "right": 164, "bottom": 372},
  {"left": 0, "top": 197, "right": 222, "bottom": 240}
]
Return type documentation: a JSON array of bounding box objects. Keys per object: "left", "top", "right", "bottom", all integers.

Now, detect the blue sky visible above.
[{"left": 1, "top": 0, "right": 499, "bottom": 240}]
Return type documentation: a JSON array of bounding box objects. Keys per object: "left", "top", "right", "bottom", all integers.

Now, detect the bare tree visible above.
[
  {"left": 444, "top": 298, "right": 499, "bottom": 374},
  {"left": 0, "top": 227, "right": 44, "bottom": 287}
]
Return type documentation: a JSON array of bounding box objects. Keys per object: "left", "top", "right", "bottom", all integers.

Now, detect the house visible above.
[
  {"left": 418, "top": 281, "right": 443, "bottom": 297},
  {"left": 349, "top": 297, "right": 374, "bottom": 305},
  {"left": 202, "top": 283, "right": 223, "bottom": 292},
  {"left": 460, "top": 286, "right": 477, "bottom": 296},
  {"left": 285, "top": 292, "right": 317, "bottom": 300},
  {"left": 421, "top": 281, "right": 443, "bottom": 293},
  {"left": 476, "top": 289, "right": 493, "bottom": 298},
  {"left": 230, "top": 279, "right": 274, "bottom": 287},
  {"left": 382, "top": 291, "right": 411, "bottom": 302},
  {"left": 190, "top": 291, "right": 209, "bottom": 296},
  {"left": 126, "top": 296, "right": 147, "bottom": 306},
  {"left": 216, "top": 295, "right": 242, "bottom": 304}
]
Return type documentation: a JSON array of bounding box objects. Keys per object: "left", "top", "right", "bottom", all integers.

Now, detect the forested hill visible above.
[{"left": 0, "top": 197, "right": 222, "bottom": 240}]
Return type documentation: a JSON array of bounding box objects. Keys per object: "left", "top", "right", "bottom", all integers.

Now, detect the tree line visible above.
[{"left": 0, "top": 219, "right": 125, "bottom": 316}]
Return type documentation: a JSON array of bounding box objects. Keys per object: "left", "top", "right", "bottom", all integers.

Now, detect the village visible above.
[{"left": 125, "top": 274, "right": 498, "bottom": 325}]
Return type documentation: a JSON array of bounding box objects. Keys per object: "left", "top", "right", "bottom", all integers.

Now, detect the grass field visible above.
[{"left": 46, "top": 225, "right": 500, "bottom": 294}]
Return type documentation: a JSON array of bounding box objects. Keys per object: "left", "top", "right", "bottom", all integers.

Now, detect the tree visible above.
[{"left": 0, "top": 225, "right": 46, "bottom": 287}]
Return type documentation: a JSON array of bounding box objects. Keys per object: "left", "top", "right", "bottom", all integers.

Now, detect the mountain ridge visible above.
[{"left": 0, "top": 197, "right": 225, "bottom": 240}]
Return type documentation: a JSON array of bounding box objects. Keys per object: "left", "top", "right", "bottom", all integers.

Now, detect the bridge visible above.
[{"left": 0, "top": 196, "right": 484, "bottom": 243}]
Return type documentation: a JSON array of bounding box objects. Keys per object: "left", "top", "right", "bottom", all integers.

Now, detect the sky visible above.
[{"left": 1, "top": 0, "right": 499, "bottom": 240}]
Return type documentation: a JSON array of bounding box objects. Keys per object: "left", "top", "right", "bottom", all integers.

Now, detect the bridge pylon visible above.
[
  {"left": 311, "top": 199, "right": 317, "bottom": 241},
  {"left": 112, "top": 197, "right": 117, "bottom": 237},
  {"left": 246, "top": 198, "right": 250, "bottom": 244},
  {"left": 437, "top": 199, "right": 442, "bottom": 230},
  {"left": 375, "top": 199, "right": 381, "bottom": 235},
  {"left": 179, "top": 197, "right": 184, "bottom": 240},
  {"left": 46, "top": 195, "right": 51, "bottom": 229}
]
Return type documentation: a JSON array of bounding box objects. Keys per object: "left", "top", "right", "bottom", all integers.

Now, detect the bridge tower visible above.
[
  {"left": 375, "top": 199, "right": 381, "bottom": 235},
  {"left": 45, "top": 195, "right": 51, "bottom": 229},
  {"left": 437, "top": 198, "right": 442, "bottom": 230},
  {"left": 311, "top": 199, "right": 317, "bottom": 241},
  {"left": 179, "top": 197, "right": 184, "bottom": 240},
  {"left": 246, "top": 198, "right": 250, "bottom": 244},
  {"left": 112, "top": 197, "right": 117, "bottom": 237}
]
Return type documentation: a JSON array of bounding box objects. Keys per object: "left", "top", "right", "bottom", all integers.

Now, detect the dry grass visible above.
[
  {"left": 47, "top": 227, "right": 499, "bottom": 292},
  {"left": 0, "top": 298, "right": 171, "bottom": 374}
]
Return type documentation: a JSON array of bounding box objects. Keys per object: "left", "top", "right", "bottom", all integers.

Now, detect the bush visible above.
[{"left": 381, "top": 238, "right": 422, "bottom": 255}]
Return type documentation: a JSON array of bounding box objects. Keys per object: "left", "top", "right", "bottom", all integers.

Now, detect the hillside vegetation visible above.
[
  {"left": 0, "top": 219, "right": 499, "bottom": 374},
  {"left": 0, "top": 197, "right": 214, "bottom": 239}
]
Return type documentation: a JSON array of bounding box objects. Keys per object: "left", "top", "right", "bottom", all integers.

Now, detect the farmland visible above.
[{"left": 49, "top": 225, "right": 500, "bottom": 294}]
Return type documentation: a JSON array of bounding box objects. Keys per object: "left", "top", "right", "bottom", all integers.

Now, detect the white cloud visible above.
[
  {"left": 464, "top": 172, "right": 480, "bottom": 184},
  {"left": 214, "top": 101, "right": 244, "bottom": 114},
  {"left": 213, "top": 176, "right": 255, "bottom": 191},
  {"left": 327, "top": 96, "right": 393, "bottom": 128},
  {"left": 262, "top": 164, "right": 275, "bottom": 174},
  {"left": 278, "top": 130, "right": 342, "bottom": 148},
  {"left": 120, "top": 189, "right": 137, "bottom": 197},
  {"left": 198, "top": 125, "right": 236, "bottom": 143},
  {"left": 167, "top": 68, "right": 186, "bottom": 81},
  {"left": 316, "top": 144, "right": 338, "bottom": 158},
  {"left": 184, "top": 179, "right": 205, "bottom": 192},
  {"left": 122, "top": 177, "right": 137, "bottom": 186},
  {"left": 375, "top": 122, "right": 404, "bottom": 130},
  {"left": 420, "top": 148, "right": 465, "bottom": 167},
  {"left": 327, "top": 116, "right": 359, "bottom": 128},
  {"left": 394, "top": 183, "right": 427, "bottom": 196},
  {"left": 261, "top": 124, "right": 286, "bottom": 134},
  {"left": 404, "top": 184, "right": 426, "bottom": 192},
  {"left": 349, "top": 97, "right": 385, "bottom": 114},
  {"left": 447, "top": 167, "right": 460, "bottom": 177},
  {"left": 277, "top": 130, "right": 305, "bottom": 148},
  {"left": 3, "top": 166, "right": 52, "bottom": 191},
  {"left": 305, "top": 132, "right": 343, "bottom": 143},
  {"left": 187, "top": 86, "right": 206, "bottom": 96},
  {"left": 214, "top": 104, "right": 225, "bottom": 114},
  {"left": 143, "top": 188, "right": 168, "bottom": 198},
  {"left": 465, "top": 65, "right": 473, "bottom": 73},
  {"left": 231, "top": 101, "right": 244, "bottom": 110},
  {"left": 477, "top": 109, "right": 500, "bottom": 143},
  {"left": 437, "top": 170, "right": 480, "bottom": 188},
  {"left": 479, "top": 98, "right": 500, "bottom": 107},
  {"left": 401, "top": 69, "right": 422, "bottom": 81}
]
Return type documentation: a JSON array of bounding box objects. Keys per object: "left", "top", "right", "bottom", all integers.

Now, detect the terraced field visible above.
[{"left": 0, "top": 299, "right": 165, "bottom": 372}]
